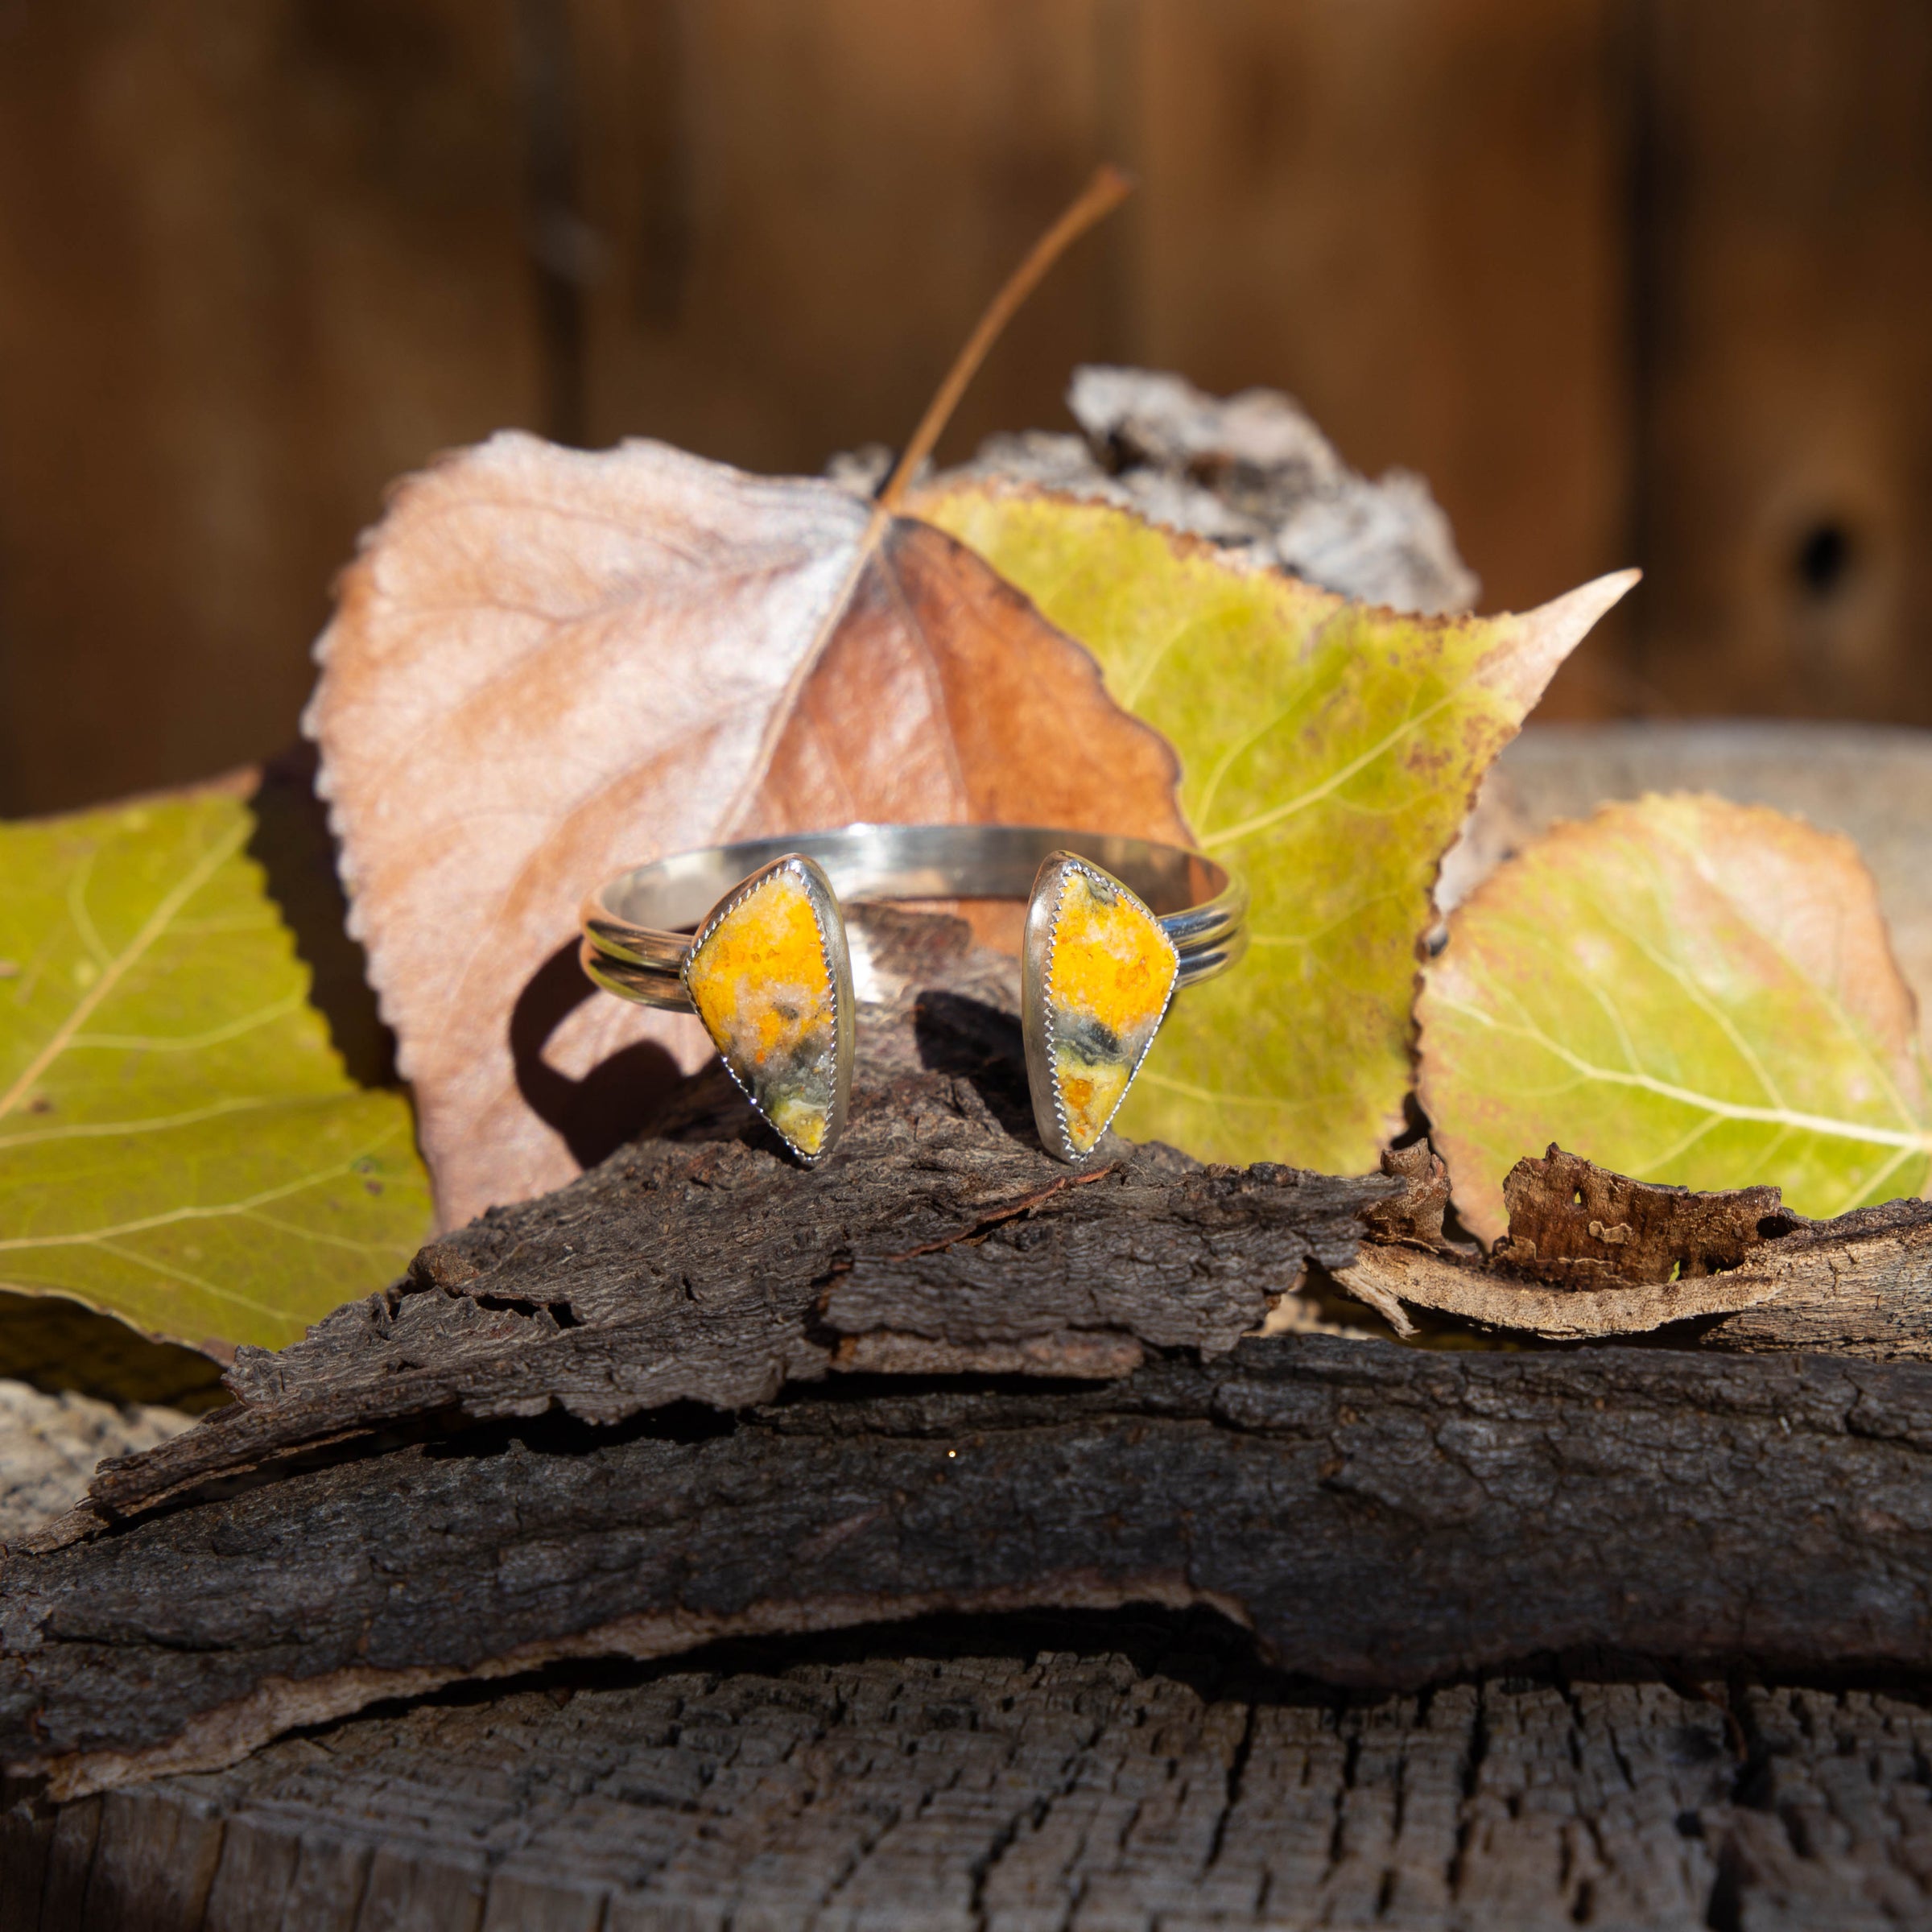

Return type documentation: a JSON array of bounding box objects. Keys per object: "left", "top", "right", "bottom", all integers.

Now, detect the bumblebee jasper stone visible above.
[
  {"left": 684, "top": 867, "right": 839, "bottom": 1158},
  {"left": 1046, "top": 864, "right": 1179, "bottom": 1154}
]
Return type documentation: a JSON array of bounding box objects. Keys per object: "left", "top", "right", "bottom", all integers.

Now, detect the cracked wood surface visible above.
[
  {"left": 8, "top": 1335, "right": 1932, "bottom": 1803},
  {"left": 6, "top": 1614, "right": 1931, "bottom": 1931}
]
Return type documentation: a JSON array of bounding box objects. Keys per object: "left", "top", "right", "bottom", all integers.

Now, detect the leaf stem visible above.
[{"left": 876, "top": 163, "right": 1133, "bottom": 514}]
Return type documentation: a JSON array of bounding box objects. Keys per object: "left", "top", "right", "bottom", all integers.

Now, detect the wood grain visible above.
[
  {"left": 1634, "top": 0, "right": 1932, "bottom": 722},
  {"left": 5, "top": 2, "right": 1931, "bottom": 817},
  {"left": 0, "top": 0, "right": 1660, "bottom": 824},
  {"left": 0, "top": 0, "right": 545, "bottom": 815},
  {"left": 565, "top": 0, "right": 1119, "bottom": 474},
  {"left": 1128, "top": 0, "right": 1635, "bottom": 703},
  {"left": 8, "top": 1616, "right": 1931, "bottom": 1930}
]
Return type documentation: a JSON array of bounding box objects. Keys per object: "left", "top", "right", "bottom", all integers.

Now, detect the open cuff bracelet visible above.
[{"left": 580, "top": 824, "right": 1247, "bottom": 1166}]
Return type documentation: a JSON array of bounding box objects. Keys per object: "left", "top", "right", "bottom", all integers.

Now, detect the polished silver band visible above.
[
  {"left": 580, "top": 823, "right": 1247, "bottom": 1165},
  {"left": 580, "top": 823, "right": 1247, "bottom": 1013}
]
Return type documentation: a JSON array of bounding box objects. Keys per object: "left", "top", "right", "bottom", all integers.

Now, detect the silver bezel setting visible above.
[
  {"left": 679, "top": 855, "right": 855, "bottom": 1166},
  {"left": 1022, "top": 852, "right": 1181, "bottom": 1164},
  {"left": 581, "top": 824, "right": 1245, "bottom": 1169}
]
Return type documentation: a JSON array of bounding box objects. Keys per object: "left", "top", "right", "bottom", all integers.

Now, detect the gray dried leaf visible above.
[{"left": 933, "top": 364, "right": 1479, "bottom": 614}]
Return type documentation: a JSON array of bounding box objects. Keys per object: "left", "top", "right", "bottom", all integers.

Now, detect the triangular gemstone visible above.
[
  {"left": 1042, "top": 861, "right": 1179, "bottom": 1154},
  {"left": 684, "top": 865, "right": 841, "bottom": 1159}
]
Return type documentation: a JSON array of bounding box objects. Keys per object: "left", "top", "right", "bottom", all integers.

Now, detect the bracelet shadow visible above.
[
  {"left": 510, "top": 939, "right": 687, "bottom": 1170},
  {"left": 910, "top": 989, "right": 1038, "bottom": 1144}
]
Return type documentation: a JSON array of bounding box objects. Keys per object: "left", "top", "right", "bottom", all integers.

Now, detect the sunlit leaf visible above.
[
  {"left": 0, "top": 782, "right": 432, "bottom": 1351},
  {"left": 914, "top": 478, "right": 1635, "bottom": 1174},
  {"left": 308, "top": 436, "right": 1187, "bottom": 1227},
  {"left": 1416, "top": 793, "right": 1932, "bottom": 1238}
]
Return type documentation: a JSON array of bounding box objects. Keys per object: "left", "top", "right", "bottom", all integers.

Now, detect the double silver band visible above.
[
  {"left": 580, "top": 822, "right": 1247, "bottom": 1162},
  {"left": 582, "top": 824, "right": 1245, "bottom": 1008}
]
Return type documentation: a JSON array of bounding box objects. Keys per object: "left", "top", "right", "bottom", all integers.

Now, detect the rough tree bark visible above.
[
  {"left": 1340, "top": 1145, "right": 1932, "bottom": 1352},
  {"left": 36, "top": 917, "right": 1932, "bottom": 1554},
  {"left": 11, "top": 1331, "right": 1932, "bottom": 1805},
  {"left": 33, "top": 913, "right": 1394, "bottom": 1546}
]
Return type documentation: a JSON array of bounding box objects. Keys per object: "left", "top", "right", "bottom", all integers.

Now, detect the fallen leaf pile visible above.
[{"left": 2, "top": 364, "right": 1925, "bottom": 1358}]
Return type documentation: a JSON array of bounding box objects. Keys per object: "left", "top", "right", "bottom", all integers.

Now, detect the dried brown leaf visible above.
[{"left": 306, "top": 434, "right": 1187, "bottom": 1225}]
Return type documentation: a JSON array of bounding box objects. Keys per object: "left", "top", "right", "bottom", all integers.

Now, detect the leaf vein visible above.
[{"left": 0, "top": 815, "right": 251, "bottom": 1121}]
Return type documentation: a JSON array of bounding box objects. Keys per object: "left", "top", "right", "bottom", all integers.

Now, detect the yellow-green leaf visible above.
[
  {"left": 914, "top": 480, "right": 1635, "bottom": 1173},
  {"left": 1417, "top": 794, "right": 1932, "bottom": 1237},
  {"left": 0, "top": 782, "right": 432, "bottom": 1352}
]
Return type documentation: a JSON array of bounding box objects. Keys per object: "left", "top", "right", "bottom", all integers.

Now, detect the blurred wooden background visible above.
[{"left": 0, "top": 0, "right": 1926, "bottom": 815}]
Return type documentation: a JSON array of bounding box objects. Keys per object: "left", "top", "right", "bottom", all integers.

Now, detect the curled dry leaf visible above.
[
  {"left": 308, "top": 434, "right": 1187, "bottom": 1227},
  {"left": 1418, "top": 794, "right": 1932, "bottom": 1239},
  {"left": 914, "top": 477, "right": 1637, "bottom": 1176}
]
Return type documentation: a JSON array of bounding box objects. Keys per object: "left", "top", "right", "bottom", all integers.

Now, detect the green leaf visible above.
[
  {"left": 914, "top": 480, "right": 1635, "bottom": 1174},
  {"left": 0, "top": 781, "right": 432, "bottom": 1352},
  {"left": 1416, "top": 793, "right": 1932, "bottom": 1237}
]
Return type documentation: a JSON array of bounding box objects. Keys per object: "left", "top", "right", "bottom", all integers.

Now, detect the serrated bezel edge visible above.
[
  {"left": 1038, "top": 856, "right": 1182, "bottom": 1161},
  {"left": 680, "top": 856, "right": 848, "bottom": 1166}
]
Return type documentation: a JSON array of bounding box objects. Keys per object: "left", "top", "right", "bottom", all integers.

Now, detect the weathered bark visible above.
[
  {"left": 1695, "top": 1200, "right": 1932, "bottom": 1357},
  {"left": 8, "top": 1335, "right": 1932, "bottom": 1804},
  {"left": 1335, "top": 1239, "right": 1791, "bottom": 1339},
  {"left": 1342, "top": 1193, "right": 1932, "bottom": 1355},
  {"left": 914, "top": 362, "right": 1480, "bottom": 614},
  {"left": 52, "top": 938, "right": 1932, "bottom": 1562},
  {"left": 40, "top": 914, "right": 1390, "bottom": 1547},
  {"left": 1489, "top": 1145, "right": 1795, "bottom": 1284},
  {"left": 1336, "top": 1146, "right": 1932, "bottom": 1354},
  {"left": 10, "top": 909, "right": 1932, "bottom": 1850},
  {"left": 7, "top": 1616, "right": 1932, "bottom": 1931}
]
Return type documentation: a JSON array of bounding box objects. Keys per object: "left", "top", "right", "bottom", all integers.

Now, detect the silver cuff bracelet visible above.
[{"left": 580, "top": 823, "right": 1247, "bottom": 1166}]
